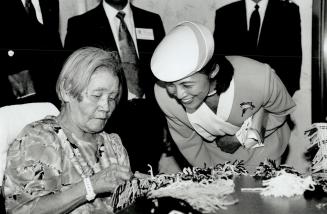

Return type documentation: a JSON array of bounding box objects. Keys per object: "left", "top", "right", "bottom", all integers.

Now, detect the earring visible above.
[{"left": 210, "top": 64, "right": 220, "bottom": 79}]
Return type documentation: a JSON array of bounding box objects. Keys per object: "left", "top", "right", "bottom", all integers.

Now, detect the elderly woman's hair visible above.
[{"left": 56, "top": 47, "right": 122, "bottom": 103}]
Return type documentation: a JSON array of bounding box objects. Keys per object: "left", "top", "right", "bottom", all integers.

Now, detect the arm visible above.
[
  {"left": 262, "top": 67, "right": 295, "bottom": 135},
  {"left": 19, "top": 164, "right": 131, "bottom": 214},
  {"left": 166, "top": 115, "right": 216, "bottom": 168},
  {"left": 215, "top": 108, "right": 265, "bottom": 152},
  {"left": 234, "top": 66, "right": 295, "bottom": 150},
  {"left": 4, "top": 124, "right": 131, "bottom": 214}
]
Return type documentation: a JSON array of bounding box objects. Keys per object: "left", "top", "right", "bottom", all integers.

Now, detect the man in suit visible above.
[
  {"left": 0, "top": 0, "right": 63, "bottom": 108},
  {"left": 65, "top": 0, "right": 167, "bottom": 174},
  {"left": 213, "top": 0, "right": 302, "bottom": 96}
]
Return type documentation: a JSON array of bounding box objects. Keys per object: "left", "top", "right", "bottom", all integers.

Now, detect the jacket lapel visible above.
[
  {"left": 93, "top": 4, "right": 119, "bottom": 51},
  {"left": 239, "top": 0, "right": 248, "bottom": 33},
  {"left": 257, "top": 0, "right": 276, "bottom": 47}
]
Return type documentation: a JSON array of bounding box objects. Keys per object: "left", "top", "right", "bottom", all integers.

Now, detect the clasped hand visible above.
[
  {"left": 91, "top": 164, "right": 131, "bottom": 194},
  {"left": 215, "top": 135, "right": 242, "bottom": 154},
  {"left": 90, "top": 164, "right": 151, "bottom": 195}
]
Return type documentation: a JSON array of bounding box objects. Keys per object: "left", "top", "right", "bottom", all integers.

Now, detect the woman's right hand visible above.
[
  {"left": 91, "top": 164, "right": 132, "bottom": 194},
  {"left": 216, "top": 135, "right": 242, "bottom": 154}
]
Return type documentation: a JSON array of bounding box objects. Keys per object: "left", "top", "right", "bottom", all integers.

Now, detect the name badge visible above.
[{"left": 136, "top": 28, "right": 154, "bottom": 40}]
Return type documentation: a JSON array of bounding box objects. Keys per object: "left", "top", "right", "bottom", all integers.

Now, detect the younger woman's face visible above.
[{"left": 165, "top": 72, "right": 211, "bottom": 113}]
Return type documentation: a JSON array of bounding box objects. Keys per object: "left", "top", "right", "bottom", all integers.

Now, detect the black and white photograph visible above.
[{"left": 0, "top": 0, "right": 326, "bottom": 213}]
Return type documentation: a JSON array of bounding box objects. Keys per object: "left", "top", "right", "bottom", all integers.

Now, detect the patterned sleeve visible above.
[
  {"left": 104, "top": 133, "right": 131, "bottom": 169},
  {"left": 3, "top": 120, "right": 63, "bottom": 213}
]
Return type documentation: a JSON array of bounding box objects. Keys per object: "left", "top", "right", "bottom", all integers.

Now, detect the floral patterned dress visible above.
[{"left": 3, "top": 116, "right": 130, "bottom": 213}]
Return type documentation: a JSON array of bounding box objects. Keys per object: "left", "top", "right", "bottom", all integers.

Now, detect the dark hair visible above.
[{"left": 199, "top": 55, "right": 234, "bottom": 96}]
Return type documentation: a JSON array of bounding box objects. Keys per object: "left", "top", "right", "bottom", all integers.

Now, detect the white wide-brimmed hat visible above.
[{"left": 151, "top": 21, "right": 214, "bottom": 82}]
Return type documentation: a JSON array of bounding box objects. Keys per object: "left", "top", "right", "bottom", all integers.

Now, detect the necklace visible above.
[{"left": 57, "top": 120, "right": 100, "bottom": 178}]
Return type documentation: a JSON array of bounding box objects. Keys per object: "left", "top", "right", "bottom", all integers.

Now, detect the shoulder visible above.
[
  {"left": 131, "top": 4, "right": 164, "bottom": 30},
  {"left": 17, "top": 116, "right": 61, "bottom": 147},
  {"left": 67, "top": 4, "right": 102, "bottom": 25},
  {"left": 226, "top": 56, "right": 273, "bottom": 87},
  {"left": 154, "top": 83, "right": 175, "bottom": 109},
  {"left": 102, "top": 132, "right": 122, "bottom": 144},
  {"left": 131, "top": 4, "right": 162, "bottom": 19},
  {"left": 14, "top": 116, "right": 60, "bottom": 147},
  {"left": 101, "top": 132, "right": 126, "bottom": 152},
  {"left": 7, "top": 116, "right": 62, "bottom": 167},
  {"left": 101, "top": 132, "right": 130, "bottom": 165},
  {"left": 274, "top": 0, "right": 300, "bottom": 14},
  {"left": 278, "top": 0, "right": 299, "bottom": 8},
  {"left": 154, "top": 83, "right": 168, "bottom": 99},
  {"left": 154, "top": 83, "right": 187, "bottom": 120},
  {"left": 226, "top": 55, "right": 270, "bottom": 74},
  {"left": 20, "top": 116, "right": 59, "bottom": 133},
  {"left": 216, "top": 1, "right": 243, "bottom": 14}
]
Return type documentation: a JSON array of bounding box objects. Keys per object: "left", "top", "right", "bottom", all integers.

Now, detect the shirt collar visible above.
[
  {"left": 245, "top": 0, "right": 269, "bottom": 29},
  {"left": 103, "top": 1, "right": 132, "bottom": 21}
]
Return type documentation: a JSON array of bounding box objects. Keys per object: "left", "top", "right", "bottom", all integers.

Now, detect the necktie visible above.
[
  {"left": 25, "top": 0, "right": 39, "bottom": 24},
  {"left": 116, "top": 11, "right": 143, "bottom": 98},
  {"left": 249, "top": 4, "right": 260, "bottom": 49}
]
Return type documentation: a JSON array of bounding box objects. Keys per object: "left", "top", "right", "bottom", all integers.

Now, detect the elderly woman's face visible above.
[
  {"left": 165, "top": 72, "right": 210, "bottom": 112},
  {"left": 69, "top": 68, "right": 120, "bottom": 133}
]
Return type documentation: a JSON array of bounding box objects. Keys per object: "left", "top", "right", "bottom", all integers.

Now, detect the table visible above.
[
  {"left": 219, "top": 176, "right": 327, "bottom": 214},
  {"left": 117, "top": 176, "right": 327, "bottom": 214}
]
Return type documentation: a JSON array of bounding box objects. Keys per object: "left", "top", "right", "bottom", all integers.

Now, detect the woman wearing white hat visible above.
[{"left": 151, "top": 21, "right": 295, "bottom": 172}]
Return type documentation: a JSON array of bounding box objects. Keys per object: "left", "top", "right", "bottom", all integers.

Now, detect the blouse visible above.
[{"left": 3, "top": 116, "right": 130, "bottom": 213}]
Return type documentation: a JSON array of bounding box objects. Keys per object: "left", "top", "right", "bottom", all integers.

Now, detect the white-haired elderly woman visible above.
[
  {"left": 151, "top": 21, "right": 296, "bottom": 173},
  {"left": 3, "top": 47, "right": 134, "bottom": 213}
]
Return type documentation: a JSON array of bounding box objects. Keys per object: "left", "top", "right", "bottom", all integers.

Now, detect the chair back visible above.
[{"left": 0, "top": 102, "right": 59, "bottom": 185}]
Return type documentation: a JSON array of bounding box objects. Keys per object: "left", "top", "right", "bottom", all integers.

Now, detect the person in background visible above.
[
  {"left": 2, "top": 47, "right": 134, "bottom": 213},
  {"left": 0, "top": 0, "right": 63, "bottom": 108},
  {"left": 64, "top": 0, "right": 170, "bottom": 174},
  {"left": 213, "top": 0, "right": 302, "bottom": 97},
  {"left": 151, "top": 21, "right": 296, "bottom": 172}
]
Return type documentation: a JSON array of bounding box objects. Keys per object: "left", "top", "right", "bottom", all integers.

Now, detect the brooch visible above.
[{"left": 240, "top": 102, "right": 255, "bottom": 117}]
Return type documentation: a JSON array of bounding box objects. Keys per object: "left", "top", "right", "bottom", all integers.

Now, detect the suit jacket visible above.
[
  {"left": 0, "top": 0, "right": 63, "bottom": 107},
  {"left": 213, "top": 0, "right": 302, "bottom": 96},
  {"left": 64, "top": 3, "right": 166, "bottom": 173},
  {"left": 64, "top": 3, "right": 165, "bottom": 101},
  {"left": 154, "top": 56, "right": 295, "bottom": 171}
]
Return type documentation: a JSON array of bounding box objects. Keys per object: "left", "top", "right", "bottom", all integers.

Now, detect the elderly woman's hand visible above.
[{"left": 91, "top": 164, "right": 132, "bottom": 194}]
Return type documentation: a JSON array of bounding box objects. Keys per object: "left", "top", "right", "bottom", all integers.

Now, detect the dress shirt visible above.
[
  {"left": 20, "top": 0, "right": 43, "bottom": 24},
  {"left": 245, "top": 0, "right": 268, "bottom": 34},
  {"left": 103, "top": 1, "right": 144, "bottom": 100},
  {"left": 103, "top": 1, "right": 139, "bottom": 57}
]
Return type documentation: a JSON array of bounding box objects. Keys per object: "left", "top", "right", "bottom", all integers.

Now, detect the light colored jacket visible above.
[{"left": 154, "top": 56, "right": 296, "bottom": 170}]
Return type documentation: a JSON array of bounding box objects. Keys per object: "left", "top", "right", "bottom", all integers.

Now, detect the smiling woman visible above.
[
  {"left": 152, "top": 21, "right": 296, "bottom": 172},
  {"left": 2, "top": 47, "right": 133, "bottom": 214}
]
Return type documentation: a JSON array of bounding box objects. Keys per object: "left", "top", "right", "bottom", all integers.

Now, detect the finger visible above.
[
  {"left": 116, "top": 171, "right": 132, "bottom": 181},
  {"left": 134, "top": 171, "right": 150, "bottom": 179},
  {"left": 118, "top": 165, "right": 130, "bottom": 173},
  {"left": 244, "top": 139, "right": 258, "bottom": 149}
]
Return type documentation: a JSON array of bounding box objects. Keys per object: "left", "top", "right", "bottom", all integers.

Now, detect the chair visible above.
[{"left": 0, "top": 102, "right": 60, "bottom": 187}]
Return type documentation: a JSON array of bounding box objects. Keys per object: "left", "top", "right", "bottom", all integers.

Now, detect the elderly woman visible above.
[
  {"left": 151, "top": 21, "right": 296, "bottom": 172},
  {"left": 3, "top": 47, "right": 133, "bottom": 213}
]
